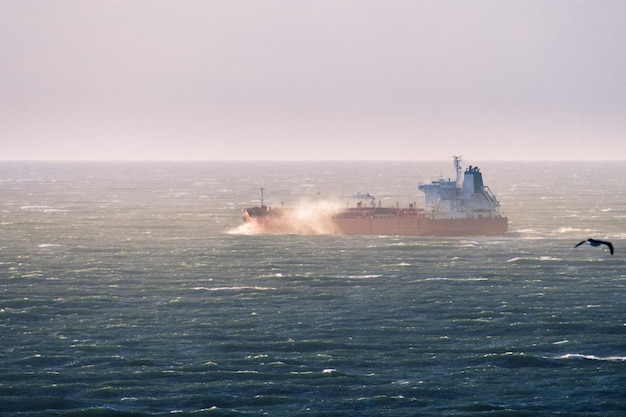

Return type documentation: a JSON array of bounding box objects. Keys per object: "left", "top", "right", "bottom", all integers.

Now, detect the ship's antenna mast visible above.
[
  {"left": 453, "top": 155, "right": 462, "bottom": 187},
  {"left": 260, "top": 187, "right": 265, "bottom": 207}
]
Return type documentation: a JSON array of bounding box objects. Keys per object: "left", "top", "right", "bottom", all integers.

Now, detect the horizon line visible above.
[{"left": 0, "top": 158, "right": 625, "bottom": 163}]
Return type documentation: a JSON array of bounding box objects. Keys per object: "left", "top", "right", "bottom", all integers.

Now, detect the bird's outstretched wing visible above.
[
  {"left": 574, "top": 240, "right": 587, "bottom": 248},
  {"left": 597, "top": 240, "right": 614, "bottom": 255}
]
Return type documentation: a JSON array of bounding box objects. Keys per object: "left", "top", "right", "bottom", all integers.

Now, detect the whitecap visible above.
[
  {"left": 192, "top": 286, "right": 276, "bottom": 292},
  {"left": 507, "top": 256, "right": 562, "bottom": 263},
  {"left": 557, "top": 227, "right": 596, "bottom": 234},
  {"left": 21, "top": 205, "right": 52, "bottom": 211},
  {"left": 225, "top": 223, "right": 258, "bottom": 235},
  {"left": 336, "top": 274, "right": 382, "bottom": 279},
  {"left": 557, "top": 354, "right": 626, "bottom": 362},
  {"left": 422, "top": 277, "right": 488, "bottom": 282}
]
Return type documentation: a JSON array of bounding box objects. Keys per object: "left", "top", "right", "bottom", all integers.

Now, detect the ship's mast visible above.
[
  {"left": 453, "top": 156, "right": 463, "bottom": 188},
  {"left": 260, "top": 187, "right": 265, "bottom": 207}
]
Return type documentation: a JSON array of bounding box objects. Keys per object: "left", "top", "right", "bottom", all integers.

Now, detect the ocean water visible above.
[{"left": 1, "top": 161, "right": 625, "bottom": 416}]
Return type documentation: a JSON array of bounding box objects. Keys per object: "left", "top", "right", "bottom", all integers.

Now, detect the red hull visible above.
[
  {"left": 243, "top": 210, "right": 508, "bottom": 236},
  {"left": 331, "top": 216, "right": 508, "bottom": 236}
]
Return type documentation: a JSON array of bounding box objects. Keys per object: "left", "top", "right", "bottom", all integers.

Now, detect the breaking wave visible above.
[
  {"left": 228, "top": 200, "right": 344, "bottom": 235},
  {"left": 557, "top": 354, "right": 626, "bottom": 362}
]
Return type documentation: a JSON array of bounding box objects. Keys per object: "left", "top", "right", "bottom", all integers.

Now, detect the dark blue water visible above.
[{"left": 1, "top": 161, "right": 624, "bottom": 416}]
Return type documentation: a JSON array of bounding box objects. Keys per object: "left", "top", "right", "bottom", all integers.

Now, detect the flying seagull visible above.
[{"left": 574, "top": 238, "right": 614, "bottom": 255}]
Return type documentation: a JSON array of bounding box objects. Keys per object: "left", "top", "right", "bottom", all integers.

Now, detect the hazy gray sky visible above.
[{"left": 2, "top": 0, "right": 625, "bottom": 160}]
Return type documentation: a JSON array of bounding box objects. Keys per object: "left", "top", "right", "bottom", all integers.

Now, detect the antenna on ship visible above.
[{"left": 453, "top": 155, "right": 463, "bottom": 187}]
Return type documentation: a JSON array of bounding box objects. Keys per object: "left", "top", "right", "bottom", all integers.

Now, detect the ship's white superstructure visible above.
[{"left": 418, "top": 156, "right": 502, "bottom": 219}]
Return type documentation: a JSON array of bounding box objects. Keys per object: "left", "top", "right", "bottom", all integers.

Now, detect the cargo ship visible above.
[{"left": 241, "top": 157, "right": 508, "bottom": 236}]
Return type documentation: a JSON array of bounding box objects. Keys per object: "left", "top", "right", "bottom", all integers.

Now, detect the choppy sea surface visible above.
[{"left": 1, "top": 161, "right": 625, "bottom": 416}]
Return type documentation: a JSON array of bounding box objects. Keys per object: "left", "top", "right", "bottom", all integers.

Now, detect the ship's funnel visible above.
[{"left": 462, "top": 166, "right": 485, "bottom": 195}]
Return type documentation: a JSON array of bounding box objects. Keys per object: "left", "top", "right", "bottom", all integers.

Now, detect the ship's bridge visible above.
[{"left": 418, "top": 158, "right": 502, "bottom": 219}]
